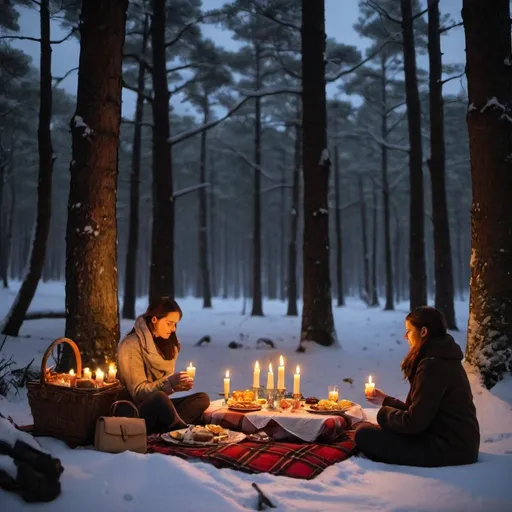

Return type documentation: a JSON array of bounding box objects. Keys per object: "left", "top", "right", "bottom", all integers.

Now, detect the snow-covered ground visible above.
[{"left": 1, "top": 282, "right": 511, "bottom": 511}]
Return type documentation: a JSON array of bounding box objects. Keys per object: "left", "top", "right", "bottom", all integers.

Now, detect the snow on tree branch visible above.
[{"left": 173, "top": 182, "right": 210, "bottom": 199}]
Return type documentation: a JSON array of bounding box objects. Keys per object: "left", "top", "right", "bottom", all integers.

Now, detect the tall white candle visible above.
[
  {"left": 293, "top": 365, "right": 300, "bottom": 395},
  {"left": 224, "top": 370, "right": 230, "bottom": 397},
  {"left": 365, "top": 375, "right": 375, "bottom": 397},
  {"left": 186, "top": 362, "right": 196, "bottom": 379},
  {"left": 253, "top": 361, "right": 260, "bottom": 388},
  {"left": 266, "top": 363, "right": 274, "bottom": 390},
  {"left": 277, "top": 355, "right": 285, "bottom": 389},
  {"left": 83, "top": 367, "right": 92, "bottom": 380},
  {"left": 96, "top": 368, "right": 104, "bottom": 386}
]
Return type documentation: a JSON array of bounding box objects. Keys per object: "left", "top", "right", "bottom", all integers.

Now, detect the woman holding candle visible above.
[
  {"left": 355, "top": 306, "right": 480, "bottom": 467},
  {"left": 117, "top": 297, "right": 210, "bottom": 433}
]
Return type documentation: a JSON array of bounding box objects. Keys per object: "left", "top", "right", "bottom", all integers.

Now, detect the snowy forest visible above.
[{"left": 0, "top": 0, "right": 510, "bottom": 389}]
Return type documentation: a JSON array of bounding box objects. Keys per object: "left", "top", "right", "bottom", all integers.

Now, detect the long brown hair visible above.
[
  {"left": 401, "top": 306, "right": 447, "bottom": 381},
  {"left": 143, "top": 297, "right": 183, "bottom": 360}
]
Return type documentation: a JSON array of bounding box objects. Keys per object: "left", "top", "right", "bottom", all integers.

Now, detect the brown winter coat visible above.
[{"left": 377, "top": 334, "right": 480, "bottom": 466}]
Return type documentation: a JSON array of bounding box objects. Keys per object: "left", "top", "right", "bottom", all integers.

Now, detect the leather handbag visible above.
[{"left": 94, "top": 400, "right": 147, "bottom": 454}]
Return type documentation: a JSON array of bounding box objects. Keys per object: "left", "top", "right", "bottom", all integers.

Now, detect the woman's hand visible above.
[
  {"left": 168, "top": 371, "right": 194, "bottom": 391},
  {"left": 365, "top": 388, "right": 388, "bottom": 406}
]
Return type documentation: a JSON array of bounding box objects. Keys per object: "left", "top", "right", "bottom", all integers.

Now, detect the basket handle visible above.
[
  {"left": 40, "top": 337, "right": 82, "bottom": 386},
  {"left": 109, "top": 400, "right": 140, "bottom": 418}
]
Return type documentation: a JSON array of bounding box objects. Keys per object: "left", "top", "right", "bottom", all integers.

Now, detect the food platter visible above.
[
  {"left": 161, "top": 427, "right": 246, "bottom": 446},
  {"left": 305, "top": 407, "right": 349, "bottom": 416},
  {"left": 227, "top": 403, "right": 262, "bottom": 412}
]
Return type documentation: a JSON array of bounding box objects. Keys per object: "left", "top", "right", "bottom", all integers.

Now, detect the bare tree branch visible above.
[
  {"left": 0, "top": 27, "right": 77, "bottom": 44},
  {"left": 439, "top": 21, "right": 463, "bottom": 34},
  {"left": 441, "top": 71, "right": 465, "bottom": 85},
  {"left": 52, "top": 66, "right": 78, "bottom": 89},
  {"left": 169, "top": 86, "right": 300, "bottom": 145},
  {"left": 173, "top": 182, "right": 210, "bottom": 199},
  {"left": 367, "top": 0, "right": 402, "bottom": 25},
  {"left": 326, "top": 34, "right": 400, "bottom": 82},
  {"left": 121, "top": 118, "right": 153, "bottom": 128},
  {"left": 122, "top": 79, "right": 153, "bottom": 102}
]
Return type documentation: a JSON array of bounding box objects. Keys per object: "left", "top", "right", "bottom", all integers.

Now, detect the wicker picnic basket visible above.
[{"left": 27, "top": 337, "right": 123, "bottom": 446}]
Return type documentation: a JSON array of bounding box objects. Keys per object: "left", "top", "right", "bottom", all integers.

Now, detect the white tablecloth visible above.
[{"left": 207, "top": 399, "right": 366, "bottom": 443}]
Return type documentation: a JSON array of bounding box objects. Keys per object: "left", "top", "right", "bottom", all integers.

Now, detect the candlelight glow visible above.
[
  {"left": 69, "top": 369, "right": 75, "bottom": 376},
  {"left": 279, "top": 355, "right": 284, "bottom": 366},
  {"left": 225, "top": 370, "right": 229, "bottom": 378},
  {"left": 296, "top": 365, "right": 300, "bottom": 375},
  {"left": 269, "top": 363, "right": 273, "bottom": 372},
  {"left": 255, "top": 361, "right": 259, "bottom": 369}
]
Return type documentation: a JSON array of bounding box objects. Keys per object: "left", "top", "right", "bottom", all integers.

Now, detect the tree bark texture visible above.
[
  {"left": 463, "top": 0, "right": 512, "bottom": 388},
  {"left": 64, "top": 0, "right": 127, "bottom": 368},
  {"left": 2, "top": 0, "right": 54, "bottom": 336},
  {"left": 300, "top": 0, "right": 337, "bottom": 346},
  {"left": 427, "top": 0, "right": 457, "bottom": 330},
  {"left": 400, "top": 0, "right": 427, "bottom": 310},
  {"left": 149, "top": 0, "right": 174, "bottom": 301},
  {"left": 333, "top": 144, "right": 345, "bottom": 307},
  {"left": 122, "top": 13, "right": 149, "bottom": 320}
]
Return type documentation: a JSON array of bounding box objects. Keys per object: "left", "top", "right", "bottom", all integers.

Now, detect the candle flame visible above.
[
  {"left": 96, "top": 368, "right": 104, "bottom": 377},
  {"left": 69, "top": 369, "right": 75, "bottom": 376},
  {"left": 296, "top": 365, "right": 300, "bottom": 375},
  {"left": 108, "top": 363, "right": 116, "bottom": 371},
  {"left": 269, "top": 363, "right": 273, "bottom": 372},
  {"left": 189, "top": 362, "right": 192, "bottom": 367},
  {"left": 279, "top": 355, "right": 284, "bottom": 366},
  {"left": 225, "top": 370, "right": 229, "bottom": 378},
  {"left": 369, "top": 375, "right": 372, "bottom": 384},
  {"left": 255, "top": 361, "right": 259, "bottom": 370}
]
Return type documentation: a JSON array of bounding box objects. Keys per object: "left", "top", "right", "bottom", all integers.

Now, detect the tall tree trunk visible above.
[
  {"left": 2, "top": 0, "right": 54, "bottom": 336},
  {"left": 198, "top": 95, "right": 212, "bottom": 308},
  {"left": 427, "top": 0, "right": 457, "bottom": 329},
  {"left": 333, "top": 144, "right": 344, "bottom": 307},
  {"left": 251, "top": 43, "right": 263, "bottom": 316},
  {"left": 358, "top": 174, "right": 370, "bottom": 305},
  {"left": 149, "top": 0, "right": 174, "bottom": 301},
  {"left": 122, "top": 13, "right": 149, "bottom": 320},
  {"left": 1, "top": 154, "right": 15, "bottom": 289},
  {"left": 300, "top": 0, "right": 337, "bottom": 346},
  {"left": 287, "top": 107, "right": 300, "bottom": 316},
  {"left": 400, "top": 0, "right": 427, "bottom": 310},
  {"left": 463, "top": 0, "right": 512, "bottom": 388},
  {"left": 64, "top": 0, "right": 126, "bottom": 369},
  {"left": 371, "top": 179, "right": 380, "bottom": 306},
  {"left": 280, "top": 148, "right": 286, "bottom": 301},
  {"left": 380, "top": 53, "right": 394, "bottom": 310},
  {"left": 209, "top": 151, "right": 216, "bottom": 297},
  {"left": 222, "top": 217, "right": 229, "bottom": 299},
  {"left": 454, "top": 207, "right": 465, "bottom": 300}
]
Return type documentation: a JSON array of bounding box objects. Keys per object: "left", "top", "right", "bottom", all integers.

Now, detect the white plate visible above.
[{"left": 161, "top": 428, "right": 246, "bottom": 446}]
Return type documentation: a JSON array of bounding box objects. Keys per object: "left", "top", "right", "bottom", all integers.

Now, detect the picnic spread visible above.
[{"left": 18, "top": 339, "right": 364, "bottom": 484}]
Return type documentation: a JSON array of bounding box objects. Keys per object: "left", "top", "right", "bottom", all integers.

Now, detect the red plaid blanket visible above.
[{"left": 148, "top": 434, "right": 358, "bottom": 480}]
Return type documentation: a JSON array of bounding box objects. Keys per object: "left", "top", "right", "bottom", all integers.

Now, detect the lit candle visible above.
[
  {"left": 186, "top": 362, "right": 196, "bottom": 379},
  {"left": 267, "top": 363, "right": 274, "bottom": 390},
  {"left": 83, "top": 367, "right": 92, "bottom": 380},
  {"left": 68, "top": 369, "right": 76, "bottom": 386},
  {"left": 277, "top": 355, "right": 285, "bottom": 390},
  {"left": 96, "top": 368, "right": 104, "bottom": 386},
  {"left": 253, "top": 361, "right": 260, "bottom": 388},
  {"left": 108, "top": 363, "right": 117, "bottom": 382},
  {"left": 328, "top": 387, "right": 339, "bottom": 402},
  {"left": 69, "top": 369, "right": 75, "bottom": 377},
  {"left": 224, "top": 370, "right": 230, "bottom": 398},
  {"left": 365, "top": 375, "right": 376, "bottom": 397},
  {"left": 293, "top": 365, "right": 300, "bottom": 395}
]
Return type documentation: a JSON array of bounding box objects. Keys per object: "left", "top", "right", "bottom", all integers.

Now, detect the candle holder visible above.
[
  {"left": 252, "top": 386, "right": 260, "bottom": 401},
  {"left": 266, "top": 389, "right": 277, "bottom": 411}
]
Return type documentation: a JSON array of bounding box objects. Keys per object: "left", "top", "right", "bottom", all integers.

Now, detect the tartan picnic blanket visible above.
[
  {"left": 147, "top": 434, "right": 358, "bottom": 480},
  {"left": 203, "top": 407, "right": 351, "bottom": 443}
]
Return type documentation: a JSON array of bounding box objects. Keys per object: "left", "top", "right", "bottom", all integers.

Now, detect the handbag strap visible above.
[{"left": 109, "top": 400, "right": 139, "bottom": 418}]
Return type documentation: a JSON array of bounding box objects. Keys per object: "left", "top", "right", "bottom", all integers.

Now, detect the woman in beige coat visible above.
[{"left": 117, "top": 297, "right": 210, "bottom": 433}]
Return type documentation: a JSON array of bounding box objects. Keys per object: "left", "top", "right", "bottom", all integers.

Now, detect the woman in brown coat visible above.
[{"left": 355, "top": 306, "right": 480, "bottom": 467}]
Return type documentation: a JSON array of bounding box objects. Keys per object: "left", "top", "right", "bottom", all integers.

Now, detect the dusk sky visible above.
[{"left": 12, "top": 0, "right": 467, "bottom": 118}]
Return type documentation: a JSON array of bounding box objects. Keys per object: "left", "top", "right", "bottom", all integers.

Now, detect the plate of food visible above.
[
  {"left": 306, "top": 399, "right": 356, "bottom": 415},
  {"left": 161, "top": 425, "right": 246, "bottom": 446},
  {"left": 227, "top": 401, "right": 262, "bottom": 412}
]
